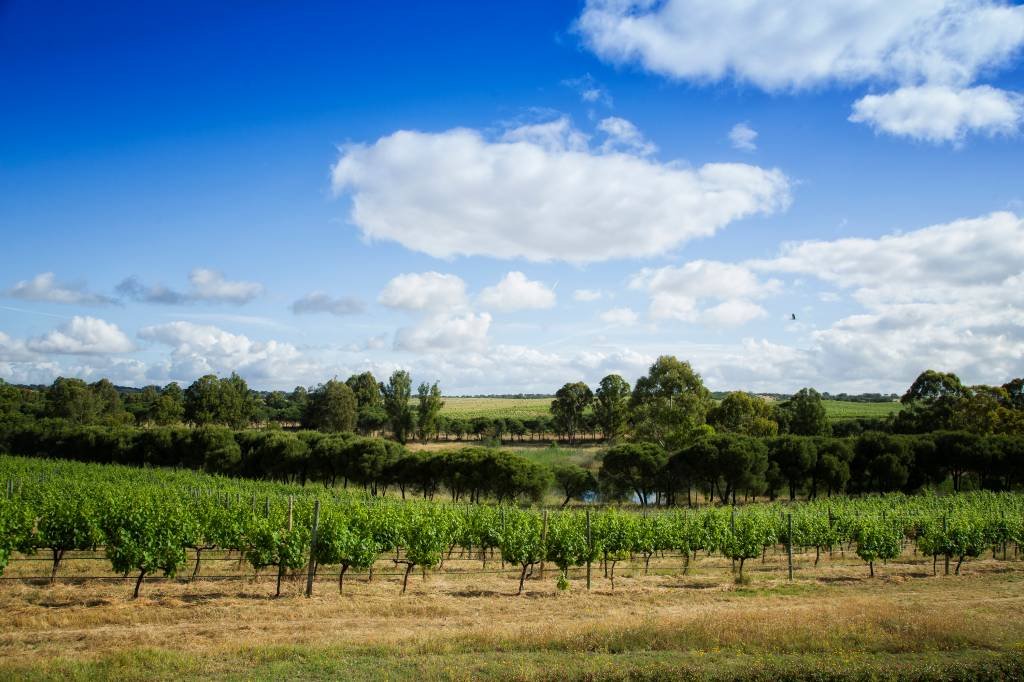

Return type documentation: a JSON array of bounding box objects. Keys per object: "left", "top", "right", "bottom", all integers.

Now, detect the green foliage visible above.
[
  {"left": 302, "top": 379, "right": 357, "bottom": 432},
  {"left": 184, "top": 373, "right": 258, "bottom": 428},
  {"left": 594, "top": 374, "right": 631, "bottom": 442},
  {"left": 550, "top": 382, "right": 594, "bottom": 445},
  {"left": 854, "top": 517, "right": 903, "bottom": 576},
  {"left": 102, "top": 494, "right": 190, "bottom": 597},
  {"left": 382, "top": 371, "right": 414, "bottom": 444},
  {"left": 416, "top": 382, "right": 444, "bottom": 442},
  {"left": 709, "top": 392, "right": 779, "bottom": 437},
  {"left": 780, "top": 388, "right": 831, "bottom": 437},
  {"left": 599, "top": 442, "right": 667, "bottom": 506},
  {"left": 314, "top": 508, "right": 378, "bottom": 592},
  {"left": 630, "top": 356, "right": 713, "bottom": 450}
]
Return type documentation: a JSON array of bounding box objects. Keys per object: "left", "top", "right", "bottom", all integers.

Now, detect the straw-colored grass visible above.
[{"left": 2, "top": 550, "right": 1023, "bottom": 680}]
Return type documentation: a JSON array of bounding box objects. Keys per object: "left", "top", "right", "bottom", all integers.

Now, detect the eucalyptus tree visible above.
[
  {"left": 630, "top": 356, "right": 712, "bottom": 450},
  {"left": 594, "top": 374, "right": 631, "bottom": 442},
  {"left": 550, "top": 382, "right": 593, "bottom": 445},
  {"left": 381, "top": 370, "right": 414, "bottom": 444}
]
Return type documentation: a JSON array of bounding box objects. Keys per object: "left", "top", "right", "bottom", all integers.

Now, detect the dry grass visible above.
[{"left": 2, "top": 549, "right": 1024, "bottom": 680}]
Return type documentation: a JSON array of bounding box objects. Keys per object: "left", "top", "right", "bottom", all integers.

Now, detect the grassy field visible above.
[
  {"left": 439, "top": 397, "right": 551, "bottom": 420},
  {"left": 438, "top": 397, "right": 903, "bottom": 422},
  {"left": 823, "top": 399, "right": 903, "bottom": 421},
  {"left": 2, "top": 548, "right": 1022, "bottom": 680}
]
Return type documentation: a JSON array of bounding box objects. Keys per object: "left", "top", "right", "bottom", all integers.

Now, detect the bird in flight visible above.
[{"left": 790, "top": 313, "right": 797, "bottom": 320}]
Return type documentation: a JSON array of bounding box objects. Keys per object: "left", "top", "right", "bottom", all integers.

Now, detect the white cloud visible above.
[
  {"left": 138, "top": 321, "right": 320, "bottom": 385},
  {"left": 499, "top": 116, "right": 590, "bottom": 153},
  {"left": 573, "top": 289, "right": 602, "bottom": 302},
  {"left": 738, "top": 211, "right": 1024, "bottom": 388},
  {"left": 700, "top": 299, "right": 767, "bottom": 327},
  {"left": 291, "top": 292, "right": 365, "bottom": 316},
  {"left": 630, "top": 260, "right": 781, "bottom": 327},
  {"left": 597, "top": 116, "right": 657, "bottom": 156},
  {"left": 576, "top": 0, "right": 1024, "bottom": 143},
  {"left": 117, "top": 268, "right": 264, "bottom": 305},
  {"left": 729, "top": 123, "right": 758, "bottom": 151},
  {"left": 752, "top": 211, "right": 1024, "bottom": 295},
  {"left": 332, "top": 117, "right": 790, "bottom": 263},
  {"left": 576, "top": 0, "right": 1024, "bottom": 90},
  {"left": 188, "top": 269, "right": 264, "bottom": 304},
  {"left": 0, "top": 331, "right": 35, "bottom": 362},
  {"left": 394, "top": 312, "right": 491, "bottom": 353},
  {"left": 563, "top": 73, "right": 614, "bottom": 107},
  {"left": 27, "top": 316, "right": 135, "bottom": 355},
  {"left": 850, "top": 85, "right": 1024, "bottom": 143},
  {"left": 478, "top": 272, "right": 557, "bottom": 312},
  {"left": 378, "top": 272, "right": 468, "bottom": 311},
  {"left": 6, "top": 272, "right": 115, "bottom": 305},
  {"left": 599, "top": 307, "right": 639, "bottom": 326}
]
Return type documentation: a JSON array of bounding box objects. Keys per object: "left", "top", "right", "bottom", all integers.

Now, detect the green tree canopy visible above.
[
  {"left": 594, "top": 374, "right": 631, "bottom": 442},
  {"left": 630, "top": 356, "right": 712, "bottom": 450},
  {"left": 302, "top": 379, "right": 357, "bottom": 432},
  {"left": 550, "top": 382, "right": 593, "bottom": 445}
]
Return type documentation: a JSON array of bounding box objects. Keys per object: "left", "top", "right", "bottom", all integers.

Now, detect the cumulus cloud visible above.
[
  {"left": 850, "top": 85, "right": 1024, "bottom": 143},
  {"left": 138, "top": 321, "right": 320, "bottom": 385},
  {"left": 752, "top": 211, "right": 1024, "bottom": 296},
  {"left": 575, "top": 0, "right": 1024, "bottom": 143},
  {"left": 630, "top": 260, "right": 781, "bottom": 327},
  {"left": 6, "top": 272, "right": 115, "bottom": 305},
  {"left": 117, "top": 269, "right": 264, "bottom": 305},
  {"left": 27, "top": 316, "right": 135, "bottom": 355},
  {"left": 574, "top": 289, "right": 602, "bottom": 302},
  {"left": 729, "top": 123, "right": 758, "bottom": 151},
  {"left": 478, "top": 272, "right": 557, "bottom": 312},
  {"left": 745, "top": 211, "right": 1024, "bottom": 387},
  {"left": 332, "top": 117, "right": 790, "bottom": 263},
  {"left": 290, "top": 292, "right": 365, "bottom": 316},
  {"left": 378, "top": 272, "right": 468, "bottom": 311},
  {"left": 0, "top": 331, "right": 35, "bottom": 363},
  {"left": 394, "top": 312, "right": 491, "bottom": 353},
  {"left": 576, "top": 0, "right": 1024, "bottom": 90},
  {"left": 599, "top": 307, "right": 639, "bottom": 326}
]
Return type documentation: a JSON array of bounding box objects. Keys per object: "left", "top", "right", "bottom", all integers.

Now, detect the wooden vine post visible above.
[
  {"left": 787, "top": 513, "right": 794, "bottom": 581},
  {"left": 586, "top": 508, "right": 592, "bottom": 590},
  {"left": 539, "top": 510, "right": 548, "bottom": 579},
  {"left": 305, "top": 499, "right": 320, "bottom": 597}
]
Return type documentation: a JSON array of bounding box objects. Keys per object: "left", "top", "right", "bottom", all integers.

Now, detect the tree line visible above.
[
  {"left": 2, "top": 416, "right": 1023, "bottom": 505},
  {"left": 3, "top": 360, "right": 1021, "bottom": 444}
]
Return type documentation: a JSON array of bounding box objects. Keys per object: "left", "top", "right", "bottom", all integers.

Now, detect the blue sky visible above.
[{"left": 2, "top": 1, "right": 1023, "bottom": 394}]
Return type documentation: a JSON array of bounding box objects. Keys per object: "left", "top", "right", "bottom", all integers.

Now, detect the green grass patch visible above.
[
  {"left": 5, "top": 647, "right": 1021, "bottom": 681},
  {"left": 822, "top": 400, "right": 903, "bottom": 421}
]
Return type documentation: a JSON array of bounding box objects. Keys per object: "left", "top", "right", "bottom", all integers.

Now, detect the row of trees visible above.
[
  {"left": 598, "top": 430, "right": 1024, "bottom": 507},
  {"left": 3, "top": 416, "right": 1023, "bottom": 503},
  {"left": 0, "top": 421, "right": 551, "bottom": 503},
  {"left": 3, "top": 363, "right": 1021, "bottom": 443},
  {"left": 0, "top": 371, "right": 443, "bottom": 443}
]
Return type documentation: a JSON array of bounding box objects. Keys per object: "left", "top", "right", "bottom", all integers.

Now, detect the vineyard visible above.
[{"left": 2, "top": 454, "right": 1021, "bottom": 598}]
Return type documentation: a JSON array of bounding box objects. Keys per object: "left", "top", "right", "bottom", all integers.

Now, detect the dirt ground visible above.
[{"left": 2, "top": 549, "right": 1023, "bottom": 680}]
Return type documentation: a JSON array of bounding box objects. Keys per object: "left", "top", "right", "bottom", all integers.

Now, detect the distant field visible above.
[
  {"left": 823, "top": 399, "right": 903, "bottom": 421},
  {"left": 438, "top": 396, "right": 902, "bottom": 422},
  {"left": 438, "top": 396, "right": 551, "bottom": 419}
]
